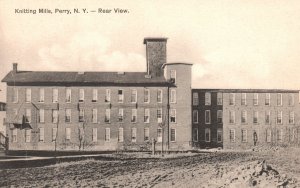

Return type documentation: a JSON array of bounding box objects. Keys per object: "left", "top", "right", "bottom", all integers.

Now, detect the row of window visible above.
[
  {"left": 21, "top": 108, "right": 177, "bottom": 124},
  {"left": 193, "top": 110, "right": 296, "bottom": 125},
  {"left": 12, "top": 127, "right": 177, "bottom": 143},
  {"left": 12, "top": 88, "right": 177, "bottom": 104},
  {"left": 192, "top": 128, "right": 223, "bottom": 143},
  {"left": 229, "top": 129, "right": 298, "bottom": 143},
  {"left": 193, "top": 92, "right": 296, "bottom": 106}
]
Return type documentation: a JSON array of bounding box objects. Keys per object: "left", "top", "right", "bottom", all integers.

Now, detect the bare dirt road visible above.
[{"left": 1, "top": 149, "right": 300, "bottom": 187}]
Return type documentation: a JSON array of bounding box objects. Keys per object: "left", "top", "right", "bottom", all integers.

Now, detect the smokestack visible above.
[
  {"left": 143, "top": 38, "right": 167, "bottom": 77},
  {"left": 13, "top": 63, "right": 18, "bottom": 73}
]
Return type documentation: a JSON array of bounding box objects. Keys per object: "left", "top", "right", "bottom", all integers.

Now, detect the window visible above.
[
  {"left": 12, "top": 128, "right": 17, "bottom": 142},
  {"left": 205, "top": 110, "right": 211, "bottom": 124},
  {"left": 118, "top": 128, "right": 123, "bottom": 142},
  {"left": 118, "top": 109, "right": 124, "bottom": 122},
  {"left": 25, "top": 129, "right": 31, "bottom": 142},
  {"left": 92, "top": 89, "right": 98, "bottom": 102},
  {"left": 25, "top": 108, "right": 31, "bottom": 123},
  {"left": 144, "top": 109, "right": 150, "bottom": 123},
  {"left": 205, "top": 128, "right": 211, "bottom": 142},
  {"left": 105, "top": 128, "right": 110, "bottom": 142},
  {"left": 170, "top": 109, "right": 176, "bottom": 123},
  {"left": 52, "top": 89, "right": 58, "bottom": 103},
  {"left": 277, "top": 93, "right": 282, "bottom": 106},
  {"left": 229, "top": 93, "right": 235, "bottom": 105},
  {"left": 144, "top": 89, "right": 150, "bottom": 103},
  {"left": 277, "top": 111, "right": 282, "bottom": 124},
  {"left": 241, "top": 129, "right": 247, "bottom": 142},
  {"left": 171, "top": 128, "right": 176, "bottom": 142},
  {"left": 79, "top": 109, "right": 85, "bottom": 122},
  {"left": 52, "top": 110, "right": 58, "bottom": 123},
  {"left": 79, "top": 89, "right": 84, "bottom": 102},
  {"left": 144, "top": 128, "right": 149, "bottom": 142},
  {"left": 39, "top": 88, "right": 45, "bottom": 103},
  {"left": 12, "top": 88, "right": 18, "bottom": 103},
  {"left": 118, "top": 89, "right": 124, "bottom": 103},
  {"left": 25, "top": 88, "right": 31, "bottom": 103},
  {"left": 131, "top": 128, "right": 137, "bottom": 142},
  {"left": 241, "top": 110, "right": 247, "bottom": 123},
  {"left": 66, "top": 128, "right": 71, "bottom": 141},
  {"left": 157, "top": 108, "right": 162, "bottom": 123},
  {"left": 157, "top": 128, "right": 162, "bottom": 142},
  {"left": 193, "top": 128, "right": 198, "bottom": 142},
  {"left": 65, "top": 109, "right": 71, "bottom": 123},
  {"left": 241, "top": 93, "right": 247, "bottom": 105},
  {"left": 193, "top": 110, "right": 198, "bottom": 123},
  {"left": 278, "top": 129, "right": 284, "bottom": 142},
  {"left": 265, "top": 93, "right": 270, "bottom": 105},
  {"left": 217, "top": 110, "right": 223, "bottom": 123},
  {"left": 229, "top": 111, "right": 235, "bottom": 124},
  {"left": 288, "top": 94, "right": 294, "bottom": 106},
  {"left": 92, "top": 128, "right": 97, "bottom": 142},
  {"left": 92, "top": 109, "right": 97, "bottom": 123},
  {"left": 230, "top": 129, "right": 236, "bottom": 142},
  {"left": 266, "top": 129, "right": 272, "bottom": 143},
  {"left": 170, "top": 89, "right": 176, "bottom": 103},
  {"left": 253, "top": 130, "right": 259, "bottom": 143},
  {"left": 105, "top": 109, "right": 110, "bottom": 123},
  {"left": 265, "top": 111, "right": 271, "bottom": 124},
  {"left": 292, "top": 129, "right": 297, "bottom": 142},
  {"left": 217, "top": 129, "right": 223, "bottom": 143},
  {"left": 52, "top": 128, "right": 57, "bottom": 142},
  {"left": 205, "top": 92, "right": 211, "bottom": 105},
  {"left": 193, "top": 92, "right": 199, "bottom": 106},
  {"left": 105, "top": 89, "right": 111, "bottom": 102},
  {"left": 217, "top": 92, "right": 223, "bottom": 105},
  {"left": 157, "top": 89, "right": 163, "bottom": 103},
  {"left": 253, "top": 93, "right": 258, "bottom": 105},
  {"left": 289, "top": 111, "right": 295, "bottom": 124},
  {"left": 39, "top": 109, "right": 45, "bottom": 123},
  {"left": 39, "top": 128, "right": 44, "bottom": 142},
  {"left": 66, "top": 88, "right": 71, "bottom": 103},
  {"left": 131, "top": 89, "right": 137, "bottom": 103},
  {"left": 170, "top": 70, "right": 176, "bottom": 83},
  {"left": 131, "top": 109, "right": 137, "bottom": 123},
  {"left": 253, "top": 111, "right": 258, "bottom": 124}
]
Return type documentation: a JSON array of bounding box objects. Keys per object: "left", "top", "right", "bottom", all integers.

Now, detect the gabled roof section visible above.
[{"left": 2, "top": 71, "right": 170, "bottom": 86}]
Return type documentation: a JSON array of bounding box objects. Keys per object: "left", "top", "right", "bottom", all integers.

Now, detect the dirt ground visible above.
[{"left": 1, "top": 148, "right": 300, "bottom": 188}]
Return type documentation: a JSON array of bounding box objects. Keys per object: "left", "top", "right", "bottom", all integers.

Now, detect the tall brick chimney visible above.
[
  {"left": 144, "top": 38, "right": 167, "bottom": 77},
  {"left": 13, "top": 63, "right": 18, "bottom": 73}
]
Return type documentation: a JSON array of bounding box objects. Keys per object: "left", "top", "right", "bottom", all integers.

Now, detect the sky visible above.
[{"left": 1, "top": 0, "right": 300, "bottom": 102}]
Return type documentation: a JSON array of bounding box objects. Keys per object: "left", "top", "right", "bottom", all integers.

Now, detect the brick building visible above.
[
  {"left": 1, "top": 38, "right": 193, "bottom": 151},
  {"left": 192, "top": 89, "right": 300, "bottom": 149}
]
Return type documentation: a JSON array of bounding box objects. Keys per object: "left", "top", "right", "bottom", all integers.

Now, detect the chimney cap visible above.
[
  {"left": 13, "top": 63, "right": 18, "bottom": 73},
  {"left": 143, "top": 37, "right": 168, "bottom": 44}
]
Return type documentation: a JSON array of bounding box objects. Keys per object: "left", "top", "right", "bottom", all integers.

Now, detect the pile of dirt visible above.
[{"left": 214, "top": 160, "right": 297, "bottom": 188}]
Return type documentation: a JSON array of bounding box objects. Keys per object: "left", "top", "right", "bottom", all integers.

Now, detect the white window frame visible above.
[
  {"left": 289, "top": 111, "right": 295, "bottom": 124},
  {"left": 66, "top": 88, "right": 72, "bottom": 103},
  {"left": 118, "top": 89, "right": 124, "bottom": 103},
  {"left": 39, "top": 128, "right": 44, "bottom": 142},
  {"left": 277, "top": 93, "right": 282, "bottom": 106},
  {"left": 157, "top": 89, "right": 163, "bottom": 103},
  {"left": 205, "top": 128, "right": 211, "bottom": 142},
  {"left": 193, "top": 92, "right": 199, "bottom": 106},
  {"left": 79, "top": 109, "right": 85, "bottom": 122},
  {"left": 131, "top": 128, "right": 137, "bottom": 142},
  {"left": 12, "top": 128, "right": 17, "bottom": 142},
  {"left": 105, "top": 109, "right": 110, "bottom": 123},
  {"left": 105, "top": 128, "right": 110, "bottom": 142},
  {"left": 157, "top": 108, "right": 162, "bottom": 123},
  {"left": 144, "top": 88, "right": 150, "bottom": 103},
  {"left": 52, "top": 128, "right": 57, "bottom": 142},
  {"left": 25, "top": 129, "right": 31, "bottom": 142},
  {"left": 217, "top": 110, "right": 223, "bottom": 124},
  {"left": 118, "top": 108, "right": 124, "bottom": 122},
  {"left": 217, "top": 92, "right": 223, "bottom": 105},
  {"left": 229, "top": 111, "right": 235, "bottom": 124},
  {"left": 193, "top": 128, "right": 198, "bottom": 142},
  {"left": 193, "top": 110, "right": 198, "bottom": 123},
  {"left": 131, "top": 89, "right": 137, "bottom": 103},
  {"left": 253, "top": 93, "right": 259, "bottom": 105},
  {"left": 92, "top": 108, "right": 98, "bottom": 123},
  {"left": 277, "top": 111, "right": 283, "bottom": 124},
  {"left": 66, "top": 128, "right": 71, "bottom": 141},
  {"left": 241, "top": 93, "right": 247, "bottom": 105},
  {"left": 52, "top": 110, "right": 58, "bottom": 124},
  {"left": 157, "top": 128, "right": 162, "bottom": 142},
  {"left": 170, "top": 69, "right": 176, "bottom": 83},
  {"left": 79, "top": 89, "right": 84, "bottom": 102},
  {"left": 170, "top": 109, "right": 176, "bottom": 123},
  {"left": 39, "top": 109, "right": 45, "bottom": 123},
  {"left": 229, "top": 93, "right": 235, "bottom": 105},
  {"left": 144, "top": 128, "right": 150, "bottom": 142},
  {"left": 266, "top": 129, "right": 272, "bottom": 143},
  {"left": 265, "top": 111, "right": 271, "bottom": 124},
  {"left": 65, "top": 109, "right": 71, "bottom": 123},
  {"left": 105, "top": 89, "right": 111, "bottom": 102},
  {"left": 205, "top": 92, "right": 211, "bottom": 105},
  {"left": 253, "top": 111, "right": 258, "bottom": 124},
  {"left": 39, "top": 88, "right": 45, "bottom": 103},
  {"left": 92, "top": 89, "right": 98, "bottom": 102},
  {"left": 25, "top": 88, "right": 31, "bottom": 103},
  {"left": 144, "top": 108, "right": 150, "bottom": 123},
  {"left": 278, "top": 129, "right": 284, "bottom": 142},
  {"left": 25, "top": 108, "right": 31, "bottom": 123},
  {"left": 205, "top": 110, "right": 211, "bottom": 124},
  {"left": 92, "top": 128, "right": 97, "bottom": 142},
  {"left": 118, "top": 128, "right": 124, "bottom": 142},
  {"left": 52, "top": 88, "right": 58, "bottom": 103},
  {"left": 170, "top": 89, "right": 176, "bottom": 103},
  {"left": 241, "top": 129, "right": 247, "bottom": 142},
  {"left": 131, "top": 109, "right": 137, "bottom": 123},
  {"left": 229, "top": 129, "right": 236, "bottom": 142},
  {"left": 171, "top": 128, "right": 176, "bottom": 142},
  {"left": 241, "top": 110, "right": 247, "bottom": 124},
  {"left": 265, "top": 93, "right": 270, "bottom": 106},
  {"left": 217, "top": 128, "right": 223, "bottom": 143}
]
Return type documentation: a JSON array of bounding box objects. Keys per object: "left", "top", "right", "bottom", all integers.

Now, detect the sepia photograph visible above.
[{"left": 0, "top": 0, "right": 300, "bottom": 187}]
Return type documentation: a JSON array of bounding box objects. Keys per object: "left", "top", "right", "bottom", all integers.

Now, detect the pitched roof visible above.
[
  {"left": 2, "top": 71, "right": 170, "bottom": 86},
  {"left": 192, "top": 88, "right": 299, "bottom": 93}
]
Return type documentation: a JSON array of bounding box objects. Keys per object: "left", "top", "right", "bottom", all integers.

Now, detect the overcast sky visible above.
[{"left": 1, "top": 0, "right": 300, "bottom": 102}]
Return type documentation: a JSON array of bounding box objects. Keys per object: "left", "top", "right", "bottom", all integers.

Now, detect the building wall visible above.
[{"left": 6, "top": 85, "right": 172, "bottom": 150}]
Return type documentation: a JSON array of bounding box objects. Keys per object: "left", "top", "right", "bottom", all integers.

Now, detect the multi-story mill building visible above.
[
  {"left": 192, "top": 89, "right": 300, "bottom": 149},
  {"left": 2, "top": 37, "right": 300, "bottom": 151},
  {"left": 1, "top": 38, "right": 193, "bottom": 151}
]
